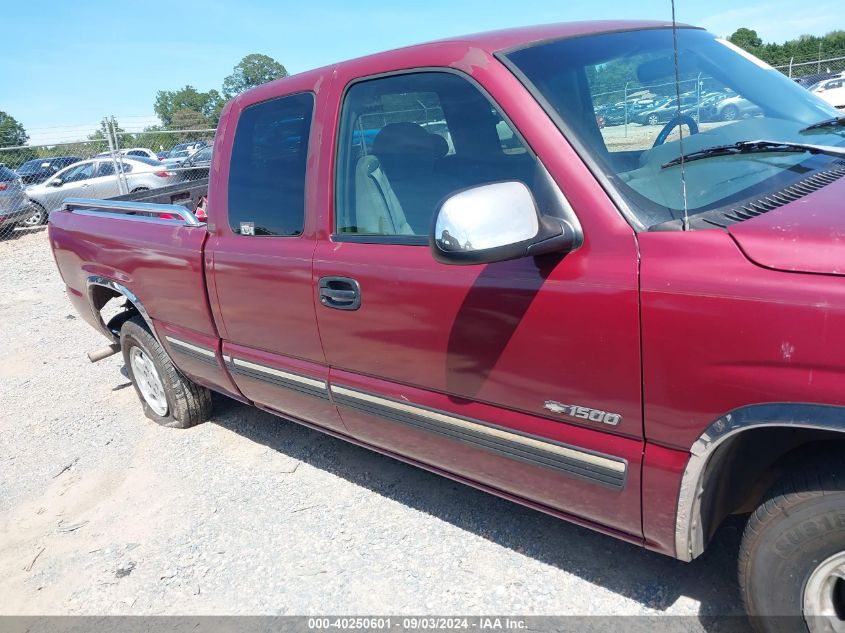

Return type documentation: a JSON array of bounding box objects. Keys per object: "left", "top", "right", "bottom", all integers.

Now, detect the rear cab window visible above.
[{"left": 227, "top": 92, "right": 315, "bottom": 236}]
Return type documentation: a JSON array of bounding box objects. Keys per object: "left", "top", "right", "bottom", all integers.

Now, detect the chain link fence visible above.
[
  {"left": 773, "top": 54, "right": 845, "bottom": 84},
  {"left": 0, "top": 119, "right": 215, "bottom": 239}
]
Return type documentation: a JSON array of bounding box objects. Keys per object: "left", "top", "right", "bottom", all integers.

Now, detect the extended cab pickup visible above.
[{"left": 49, "top": 21, "right": 845, "bottom": 629}]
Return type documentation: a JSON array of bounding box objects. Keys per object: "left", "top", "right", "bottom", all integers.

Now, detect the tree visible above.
[
  {"left": 729, "top": 28, "right": 763, "bottom": 51},
  {"left": 0, "top": 112, "right": 28, "bottom": 148},
  {"left": 0, "top": 111, "right": 36, "bottom": 166},
  {"left": 222, "top": 54, "right": 288, "bottom": 99},
  {"left": 154, "top": 86, "right": 224, "bottom": 127},
  {"left": 88, "top": 118, "right": 133, "bottom": 150}
]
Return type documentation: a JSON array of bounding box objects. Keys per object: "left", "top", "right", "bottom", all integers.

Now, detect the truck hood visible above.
[{"left": 727, "top": 173, "right": 845, "bottom": 276}]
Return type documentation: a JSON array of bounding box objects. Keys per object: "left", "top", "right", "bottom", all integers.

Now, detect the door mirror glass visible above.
[{"left": 431, "top": 181, "right": 577, "bottom": 265}]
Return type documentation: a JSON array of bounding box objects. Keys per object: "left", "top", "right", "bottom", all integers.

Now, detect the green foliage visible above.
[
  {"left": 729, "top": 28, "right": 845, "bottom": 76},
  {"left": 88, "top": 118, "right": 134, "bottom": 148},
  {"left": 0, "top": 111, "right": 37, "bottom": 166},
  {"left": 222, "top": 54, "right": 288, "bottom": 99},
  {"left": 728, "top": 28, "right": 763, "bottom": 50},
  {"left": 154, "top": 85, "right": 224, "bottom": 127}
]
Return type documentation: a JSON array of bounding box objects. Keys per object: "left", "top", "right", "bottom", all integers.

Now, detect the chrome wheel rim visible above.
[
  {"left": 22, "top": 207, "right": 43, "bottom": 226},
  {"left": 804, "top": 551, "right": 845, "bottom": 632},
  {"left": 129, "top": 346, "right": 168, "bottom": 416}
]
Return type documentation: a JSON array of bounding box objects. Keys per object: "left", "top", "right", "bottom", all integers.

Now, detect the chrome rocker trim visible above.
[{"left": 223, "top": 355, "right": 329, "bottom": 400}]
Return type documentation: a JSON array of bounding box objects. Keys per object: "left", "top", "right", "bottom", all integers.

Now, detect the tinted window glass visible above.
[
  {"left": 62, "top": 162, "right": 95, "bottom": 183},
  {"left": 97, "top": 162, "right": 115, "bottom": 177},
  {"left": 335, "top": 72, "right": 537, "bottom": 238},
  {"left": 228, "top": 92, "right": 313, "bottom": 236},
  {"left": 130, "top": 156, "right": 164, "bottom": 166},
  {"left": 0, "top": 165, "right": 18, "bottom": 181}
]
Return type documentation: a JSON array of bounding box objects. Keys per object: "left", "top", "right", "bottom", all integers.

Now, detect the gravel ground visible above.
[{"left": 0, "top": 228, "right": 749, "bottom": 630}]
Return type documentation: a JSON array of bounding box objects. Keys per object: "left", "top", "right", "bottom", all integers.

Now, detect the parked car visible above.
[
  {"left": 96, "top": 148, "right": 160, "bottom": 161},
  {"left": 0, "top": 164, "right": 32, "bottom": 233},
  {"left": 633, "top": 95, "right": 699, "bottom": 125},
  {"left": 176, "top": 146, "right": 212, "bottom": 181},
  {"left": 48, "top": 21, "right": 845, "bottom": 629},
  {"left": 15, "top": 156, "right": 82, "bottom": 185},
  {"left": 161, "top": 141, "right": 208, "bottom": 168},
  {"left": 711, "top": 94, "right": 763, "bottom": 121},
  {"left": 26, "top": 157, "right": 178, "bottom": 222},
  {"left": 795, "top": 71, "right": 842, "bottom": 89},
  {"left": 812, "top": 76, "right": 845, "bottom": 108}
]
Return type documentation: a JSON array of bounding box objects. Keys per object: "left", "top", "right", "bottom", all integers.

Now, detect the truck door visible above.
[
  {"left": 206, "top": 88, "right": 345, "bottom": 433},
  {"left": 313, "top": 65, "right": 644, "bottom": 537}
]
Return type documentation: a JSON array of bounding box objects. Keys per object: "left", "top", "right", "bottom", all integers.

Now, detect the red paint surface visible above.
[{"left": 728, "top": 178, "right": 845, "bottom": 275}]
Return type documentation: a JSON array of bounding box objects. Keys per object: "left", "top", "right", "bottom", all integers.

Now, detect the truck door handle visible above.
[{"left": 319, "top": 277, "right": 361, "bottom": 310}]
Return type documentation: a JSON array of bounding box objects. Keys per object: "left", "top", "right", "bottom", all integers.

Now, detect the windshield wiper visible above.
[
  {"left": 801, "top": 115, "right": 845, "bottom": 132},
  {"left": 662, "top": 139, "right": 845, "bottom": 169}
]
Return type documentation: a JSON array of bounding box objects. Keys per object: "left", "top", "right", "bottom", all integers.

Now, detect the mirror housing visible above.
[
  {"left": 430, "top": 181, "right": 579, "bottom": 265},
  {"left": 48, "top": 178, "right": 63, "bottom": 187}
]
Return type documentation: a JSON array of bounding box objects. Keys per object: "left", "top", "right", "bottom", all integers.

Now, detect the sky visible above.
[{"left": 2, "top": 0, "right": 842, "bottom": 145}]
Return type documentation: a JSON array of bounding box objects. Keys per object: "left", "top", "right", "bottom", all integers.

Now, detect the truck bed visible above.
[{"left": 49, "top": 198, "right": 216, "bottom": 340}]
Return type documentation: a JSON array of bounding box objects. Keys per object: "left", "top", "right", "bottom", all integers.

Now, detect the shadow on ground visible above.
[{"left": 207, "top": 393, "right": 749, "bottom": 632}]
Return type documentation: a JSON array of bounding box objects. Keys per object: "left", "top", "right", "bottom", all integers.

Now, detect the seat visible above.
[
  {"left": 353, "top": 155, "right": 413, "bottom": 235},
  {"left": 370, "top": 122, "right": 448, "bottom": 234}
]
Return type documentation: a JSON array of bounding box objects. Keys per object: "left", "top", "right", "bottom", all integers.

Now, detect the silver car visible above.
[
  {"left": 25, "top": 156, "right": 180, "bottom": 223},
  {"left": 0, "top": 164, "right": 32, "bottom": 234}
]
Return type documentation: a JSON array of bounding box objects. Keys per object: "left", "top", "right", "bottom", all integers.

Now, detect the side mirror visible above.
[
  {"left": 48, "top": 178, "right": 63, "bottom": 187},
  {"left": 430, "top": 181, "right": 578, "bottom": 265}
]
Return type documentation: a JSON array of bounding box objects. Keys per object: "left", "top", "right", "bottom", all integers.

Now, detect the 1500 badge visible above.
[{"left": 543, "top": 401, "right": 622, "bottom": 426}]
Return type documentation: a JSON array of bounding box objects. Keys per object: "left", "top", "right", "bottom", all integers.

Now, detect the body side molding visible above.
[
  {"left": 331, "top": 384, "right": 627, "bottom": 489},
  {"left": 675, "top": 402, "right": 845, "bottom": 561}
]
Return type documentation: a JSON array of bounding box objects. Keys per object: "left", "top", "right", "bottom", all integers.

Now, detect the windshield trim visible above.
[
  {"left": 497, "top": 24, "right": 704, "bottom": 57},
  {"left": 495, "top": 49, "right": 646, "bottom": 231}
]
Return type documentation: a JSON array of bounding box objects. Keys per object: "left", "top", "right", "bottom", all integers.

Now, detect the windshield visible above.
[{"left": 504, "top": 27, "right": 844, "bottom": 228}]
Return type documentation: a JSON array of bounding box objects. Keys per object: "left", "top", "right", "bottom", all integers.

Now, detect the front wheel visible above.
[
  {"left": 739, "top": 449, "right": 845, "bottom": 632},
  {"left": 120, "top": 316, "right": 212, "bottom": 428},
  {"left": 722, "top": 105, "right": 740, "bottom": 121}
]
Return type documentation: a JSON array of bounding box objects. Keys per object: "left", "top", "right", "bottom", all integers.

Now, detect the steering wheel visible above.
[{"left": 653, "top": 114, "right": 699, "bottom": 148}]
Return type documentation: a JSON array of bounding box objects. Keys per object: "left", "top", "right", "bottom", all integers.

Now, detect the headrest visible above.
[{"left": 373, "top": 122, "right": 442, "bottom": 158}]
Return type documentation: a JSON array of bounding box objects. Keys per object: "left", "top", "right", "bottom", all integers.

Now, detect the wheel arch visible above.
[
  {"left": 675, "top": 403, "right": 845, "bottom": 561},
  {"left": 86, "top": 275, "right": 158, "bottom": 344}
]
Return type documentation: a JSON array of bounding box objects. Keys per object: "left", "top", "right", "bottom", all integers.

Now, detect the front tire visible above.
[
  {"left": 739, "top": 449, "right": 845, "bottom": 632},
  {"left": 722, "top": 105, "right": 740, "bottom": 121},
  {"left": 120, "top": 316, "right": 212, "bottom": 428}
]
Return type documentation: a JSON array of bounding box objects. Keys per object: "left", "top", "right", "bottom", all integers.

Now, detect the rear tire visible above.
[
  {"left": 739, "top": 449, "right": 845, "bottom": 633},
  {"left": 120, "top": 316, "right": 212, "bottom": 428},
  {"left": 22, "top": 202, "right": 47, "bottom": 227}
]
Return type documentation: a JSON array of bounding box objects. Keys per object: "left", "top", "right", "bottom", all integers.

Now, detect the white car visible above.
[
  {"left": 25, "top": 156, "right": 179, "bottom": 222},
  {"left": 96, "top": 148, "right": 160, "bottom": 161},
  {"left": 812, "top": 76, "right": 845, "bottom": 108}
]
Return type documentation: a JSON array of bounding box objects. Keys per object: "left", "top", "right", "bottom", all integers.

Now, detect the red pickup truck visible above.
[{"left": 49, "top": 21, "right": 845, "bottom": 629}]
